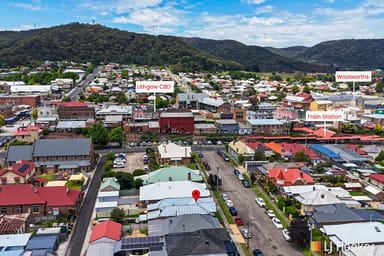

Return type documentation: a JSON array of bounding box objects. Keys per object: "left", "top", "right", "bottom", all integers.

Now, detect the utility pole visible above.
[{"left": 216, "top": 166, "right": 220, "bottom": 192}]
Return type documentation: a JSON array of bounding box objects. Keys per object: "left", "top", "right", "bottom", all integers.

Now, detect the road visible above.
[
  {"left": 66, "top": 154, "right": 105, "bottom": 256},
  {"left": 204, "top": 151, "right": 302, "bottom": 256},
  {"left": 68, "top": 67, "right": 99, "bottom": 101}
]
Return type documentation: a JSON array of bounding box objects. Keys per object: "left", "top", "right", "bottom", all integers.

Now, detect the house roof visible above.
[
  {"left": 323, "top": 222, "right": 384, "bottom": 245},
  {"left": 0, "top": 160, "right": 34, "bottom": 177},
  {"left": 159, "top": 112, "right": 193, "bottom": 118},
  {"left": 165, "top": 228, "right": 230, "bottom": 256},
  {"left": 54, "top": 101, "right": 87, "bottom": 107},
  {"left": 313, "top": 128, "right": 336, "bottom": 138},
  {"left": 139, "top": 181, "right": 209, "bottom": 201},
  {"left": 309, "top": 203, "right": 365, "bottom": 225},
  {"left": 25, "top": 235, "right": 58, "bottom": 251},
  {"left": 33, "top": 138, "right": 91, "bottom": 157},
  {"left": 295, "top": 189, "right": 342, "bottom": 206},
  {"left": 100, "top": 178, "right": 120, "bottom": 191},
  {"left": 157, "top": 143, "right": 192, "bottom": 160},
  {"left": 0, "top": 233, "right": 32, "bottom": 247},
  {"left": 268, "top": 168, "right": 314, "bottom": 185},
  {"left": 228, "top": 140, "right": 254, "bottom": 155},
  {"left": 6, "top": 145, "right": 33, "bottom": 162},
  {"left": 85, "top": 242, "right": 115, "bottom": 256},
  {"left": 148, "top": 214, "right": 220, "bottom": 236},
  {"left": 177, "top": 93, "right": 209, "bottom": 102},
  {"left": 89, "top": 220, "right": 122, "bottom": 243},
  {"left": 281, "top": 143, "right": 320, "bottom": 160},
  {"left": 264, "top": 141, "right": 283, "bottom": 154},
  {"left": 0, "top": 213, "right": 30, "bottom": 234},
  {"left": 247, "top": 119, "right": 283, "bottom": 126},
  {"left": 143, "top": 166, "right": 202, "bottom": 184},
  {"left": 370, "top": 174, "right": 384, "bottom": 184},
  {"left": 0, "top": 185, "right": 80, "bottom": 207}
]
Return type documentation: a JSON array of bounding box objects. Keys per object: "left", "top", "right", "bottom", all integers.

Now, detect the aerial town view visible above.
[{"left": 0, "top": 1, "right": 383, "bottom": 256}]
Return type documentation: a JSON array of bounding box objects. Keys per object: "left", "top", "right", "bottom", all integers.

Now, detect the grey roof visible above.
[
  {"left": 324, "top": 144, "right": 369, "bottom": 164},
  {"left": 86, "top": 242, "right": 115, "bottom": 256},
  {"left": 177, "top": 93, "right": 209, "bottom": 102},
  {"left": 148, "top": 214, "right": 220, "bottom": 236},
  {"left": 165, "top": 228, "right": 230, "bottom": 256},
  {"left": 352, "top": 209, "right": 384, "bottom": 222},
  {"left": 215, "top": 119, "right": 238, "bottom": 125},
  {"left": 247, "top": 119, "right": 283, "bottom": 126},
  {"left": 309, "top": 203, "right": 364, "bottom": 225},
  {"left": 33, "top": 138, "right": 91, "bottom": 157},
  {"left": 25, "top": 235, "right": 58, "bottom": 251},
  {"left": 6, "top": 145, "right": 33, "bottom": 162},
  {"left": 160, "top": 112, "right": 193, "bottom": 118},
  {"left": 200, "top": 97, "right": 224, "bottom": 107}
]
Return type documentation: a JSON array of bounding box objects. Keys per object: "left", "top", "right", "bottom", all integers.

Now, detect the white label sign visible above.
[
  {"left": 335, "top": 71, "right": 372, "bottom": 82},
  {"left": 136, "top": 81, "right": 175, "bottom": 93},
  {"left": 306, "top": 111, "right": 344, "bottom": 122}
]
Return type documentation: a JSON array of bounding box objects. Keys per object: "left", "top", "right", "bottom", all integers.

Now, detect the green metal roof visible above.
[{"left": 145, "top": 166, "right": 202, "bottom": 184}]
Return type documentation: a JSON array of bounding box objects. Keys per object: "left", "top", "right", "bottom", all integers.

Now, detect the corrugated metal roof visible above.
[{"left": 33, "top": 138, "right": 91, "bottom": 157}]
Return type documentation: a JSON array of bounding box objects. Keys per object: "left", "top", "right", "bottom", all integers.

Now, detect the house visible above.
[
  {"left": 95, "top": 190, "right": 119, "bottom": 218},
  {"left": 99, "top": 178, "right": 120, "bottom": 192},
  {"left": 32, "top": 138, "right": 95, "bottom": 173},
  {"left": 25, "top": 234, "right": 59, "bottom": 253},
  {"left": 176, "top": 92, "right": 209, "bottom": 109},
  {"left": 144, "top": 197, "right": 216, "bottom": 221},
  {"left": 0, "top": 184, "right": 82, "bottom": 222},
  {"left": 86, "top": 220, "right": 122, "bottom": 256},
  {"left": 95, "top": 105, "right": 133, "bottom": 123},
  {"left": 139, "top": 181, "right": 209, "bottom": 203},
  {"left": 137, "top": 166, "right": 203, "bottom": 185},
  {"left": 227, "top": 140, "right": 255, "bottom": 161},
  {"left": 165, "top": 228, "right": 238, "bottom": 256},
  {"left": 159, "top": 111, "right": 194, "bottom": 134},
  {"left": 0, "top": 104, "right": 12, "bottom": 119},
  {"left": 157, "top": 142, "right": 192, "bottom": 165},
  {"left": 0, "top": 233, "right": 32, "bottom": 251},
  {"left": 53, "top": 101, "right": 95, "bottom": 121},
  {"left": 322, "top": 222, "right": 384, "bottom": 256},
  {"left": 0, "top": 213, "right": 30, "bottom": 234},
  {"left": 307, "top": 203, "right": 384, "bottom": 227},
  {"left": 0, "top": 95, "right": 41, "bottom": 107},
  {"left": 199, "top": 98, "right": 230, "bottom": 114},
  {"left": 369, "top": 174, "right": 384, "bottom": 190},
  {"left": 268, "top": 168, "right": 314, "bottom": 187},
  {"left": 5, "top": 145, "right": 33, "bottom": 165},
  {"left": 247, "top": 119, "right": 289, "bottom": 135},
  {"left": 282, "top": 93, "right": 313, "bottom": 110},
  {"left": 215, "top": 119, "right": 239, "bottom": 134},
  {"left": 0, "top": 160, "right": 35, "bottom": 184},
  {"left": 13, "top": 125, "right": 42, "bottom": 143},
  {"left": 148, "top": 214, "right": 220, "bottom": 236}
]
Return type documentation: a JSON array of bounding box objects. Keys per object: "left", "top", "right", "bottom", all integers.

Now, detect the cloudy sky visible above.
[{"left": 1, "top": 0, "right": 383, "bottom": 47}]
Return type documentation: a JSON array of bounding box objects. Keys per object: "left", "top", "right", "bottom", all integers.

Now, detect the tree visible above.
[
  {"left": 375, "top": 150, "right": 384, "bottom": 162},
  {"left": 32, "top": 108, "right": 38, "bottom": 120},
  {"left": 115, "top": 172, "right": 134, "bottom": 189},
  {"left": 376, "top": 82, "right": 383, "bottom": 93},
  {"left": 134, "top": 178, "right": 144, "bottom": 189},
  {"left": 254, "top": 150, "right": 265, "bottom": 161},
  {"left": 106, "top": 152, "right": 115, "bottom": 161},
  {"left": 109, "top": 208, "right": 125, "bottom": 223},
  {"left": 238, "top": 154, "right": 244, "bottom": 164},
  {"left": 292, "top": 85, "right": 299, "bottom": 94},
  {"left": 109, "top": 127, "right": 124, "bottom": 145},
  {"left": 373, "top": 124, "right": 382, "bottom": 134},
  {"left": 89, "top": 124, "right": 109, "bottom": 145},
  {"left": 303, "top": 85, "right": 311, "bottom": 94},
  {"left": 0, "top": 115, "right": 4, "bottom": 127},
  {"left": 293, "top": 151, "right": 311, "bottom": 165},
  {"left": 288, "top": 218, "right": 310, "bottom": 245},
  {"left": 133, "top": 169, "right": 146, "bottom": 176},
  {"left": 62, "top": 95, "right": 71, "bottom": 102},
  {"left": 250, "top": 172, "right": 256, "bottom": 184}
]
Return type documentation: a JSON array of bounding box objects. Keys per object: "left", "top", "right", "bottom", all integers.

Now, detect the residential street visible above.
[{"left": 204, "top": 151, "right": 302, "bottom": 256}]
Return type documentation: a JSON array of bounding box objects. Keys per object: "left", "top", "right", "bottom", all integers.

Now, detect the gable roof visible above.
[
  {"left": 370, "top": 174, "right": 384, "bottom": 184},
  {"left": 144, "top": 166, "right": 202, "bottom": 184},
  {"left": 6, "top": 145, "right": 33, "bottom": 162},
  {"left": 309, "top": 203, "right": 365, "bottom": 225},
  {"left": 99, "top": 178, "right": 120, "bottom": 191},
  {"left": 89, "top": 220, "right": 121, "bottom": 243},
  {"left": 268, "top": 168, "right": 314, "bottom": 185},
  {"left": 0, "top": 160, "right": 35, "bottom": 177},
  {"left": 264, "top": 141, "right": 283, "bottom": 154},
  {"left": 33, "top": 138, "right": 91, "bottom": 157},
  {"left": 0, "top": 185, "right": 80, "bottom": 206},
  {"left": 313, "top": 128, "right": 336, "bottom": 138},
  {"left": 228, "top": 140, "right": 254, "bottom": 155},
  {"left": 295, "top": 189, "right": 342, "bottom": 206},
  {"left": 165, "top": 228, "right": 230, "bottom": 256}
]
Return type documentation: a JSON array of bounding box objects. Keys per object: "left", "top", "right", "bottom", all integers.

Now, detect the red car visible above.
[{"left": 234, "top": 217, "right": 244, "bottom": 226}]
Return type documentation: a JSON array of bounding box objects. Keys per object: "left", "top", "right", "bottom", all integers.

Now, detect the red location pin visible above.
[{"left": 192, "top": 189, "right": 200, "bottom": 202}]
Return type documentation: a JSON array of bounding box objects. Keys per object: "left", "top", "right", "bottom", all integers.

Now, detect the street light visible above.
[{"left": 308, "top": 218, "right": 315, "bottom": 256}]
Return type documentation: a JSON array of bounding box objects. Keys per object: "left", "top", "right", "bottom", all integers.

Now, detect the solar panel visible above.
[
  {"left": 120, "top": 236, "right": 164, "bottom": 251},
  {"left": 18, "top": 163, "right": 30, "bottom": 173}
]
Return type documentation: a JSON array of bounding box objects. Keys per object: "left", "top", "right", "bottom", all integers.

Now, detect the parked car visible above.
[
  {"left": 203, "top": 162, "right": 211, "bottom": 171},
  {"left": 228, "top": 207, "right": 237, "bottom": 216},
  {"left": 242, "top": 180, "right": 250, "bottom": 188},
  {"left": 198, "top": 152, "right": 203, "bottom": 158},
  {"left": 252, "top": 249, "right": 264, "bottom": 256},
  {"left": 234, "top": 217, "right": 244, "bottom": 226},
  {"left": 222, "top": 193, "right": 229, "bottom": 201},
  {"left": 282, "top": 229, "right": 292, "bottom": 241},
  {"left": 225, "top": 199, "right": 234, "bottom": 208},
  {"left": 272, "top": 217, "right": 283, "bottom": 229},
  {"left": 241, "top": 227, "right": 252, "bottom": 239},
  {"left": 223, "top": 155, "right": 230, "bottom": 162},
  {"left": 113, "top": 163, "right": 125, "bottom": 168},
  {"left": 234, "top": 169, "right": 240, "bottom": 176},
  {"left": 265, "top": 209, "right": 276, "bottom": 218},
  {"left": 237, "top": 174, "right": 245, "bottom": 181},
  {"left": 255, "top": 197, "right": 266, "bottom": 208}
]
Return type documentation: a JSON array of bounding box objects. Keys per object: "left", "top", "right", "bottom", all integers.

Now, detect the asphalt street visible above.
[{"left": 203, "top": 151, "right": 302, "bottom": 256}]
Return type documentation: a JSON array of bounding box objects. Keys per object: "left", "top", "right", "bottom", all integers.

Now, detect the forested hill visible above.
[
  {"left": 181, "top": 38, "right": 333, "bottom": 73},
  {"left": 265, "top": 46, "right": 308, "bottom": 58},
  {"left": 296, "top": 39, "right": 384, "bottom": 70},
  {"left": 0, "top": 23, "right": 241, "bottom": 72}
]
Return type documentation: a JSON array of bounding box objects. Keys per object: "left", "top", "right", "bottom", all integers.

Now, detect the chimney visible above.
[
  {"left": 300, "top": 171, "right": 303, "bottom": 178},
  {"left": 313, "top": 186, "right": 316, "bottom": 191},
  {"left": 163, "top": 144, "right": 167, "bottom": 153},
  {"left": 320, "top": 194, "right": 325, "bottom": 199},
  {"left": 188, "top": 172, "right": 191, "bottom": 181},
  {"left": 185, "top": 148, "right": 187, "bottom": 157}
]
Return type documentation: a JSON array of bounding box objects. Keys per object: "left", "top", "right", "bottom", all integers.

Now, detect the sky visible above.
[{"left": 0, "top": 0, "right": 383, "bottom": 48}]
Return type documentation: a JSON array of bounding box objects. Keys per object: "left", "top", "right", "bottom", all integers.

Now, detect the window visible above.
[
  {"left": 16, "top": 205, "right": 23, "bottom": 213},
  {"left": 32, "top": 205, "right": 39, "bottom": 213},
  {"left": 1, "top": 208, "right": 7, "bottom": 214}
]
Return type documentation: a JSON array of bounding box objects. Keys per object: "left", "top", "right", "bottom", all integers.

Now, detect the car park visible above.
[
  {"left": 265, "top": 209, "right": 276, "bottom": 218},
  {"left": 241, "top": 228, "right": 252, "bottom": 239},
  {"left": 252, "top": 249, "right": 264, "bottom": 256},
  {"left": 282, "top": 229, "right": 292, "bottom": 241},
  {"left": 272, "top": 217, "right": 283, "bottom": 229},
  {"left": 255, "top": 197, "right": 266, "bottom": 208},
  {"left": 242, "top": 180, "right": 250, "bottom": 188},
  {"left": 228, "top": 207, "right": 237, "bottom": 216},
  {"left": 234, "top": 217, "right": 244, "bottom": 226},
  {"left": 225, "top": 199, "right": 234, "bottom": 208}
]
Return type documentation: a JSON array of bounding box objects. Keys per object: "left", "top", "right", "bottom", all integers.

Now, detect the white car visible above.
[
  {"left": 222, "top": 193, "right": 229, "bottom": 201},
  {"left": 237, "top": 174, "right": 245, "bottom": 181},
  {"left": 282, "top": 229, "right": 292, "bottom": 241},
  {"left": 265, "top": 209, "right": 276, "bottom": 218},
  {"left": 255, "top": 197, "right": 266, "bottom": 208},
  {"left": 241, "top": 227, "right": 252, "bottom": 239},
  {"left": 225, "top": 199, "right": 234, "bottom": 208},
  {"left": 113, "top": 163, "right": 125, "bottom": 168},
  {"left": 272, "top": 217, "right": 283, "bottom": 229}
]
